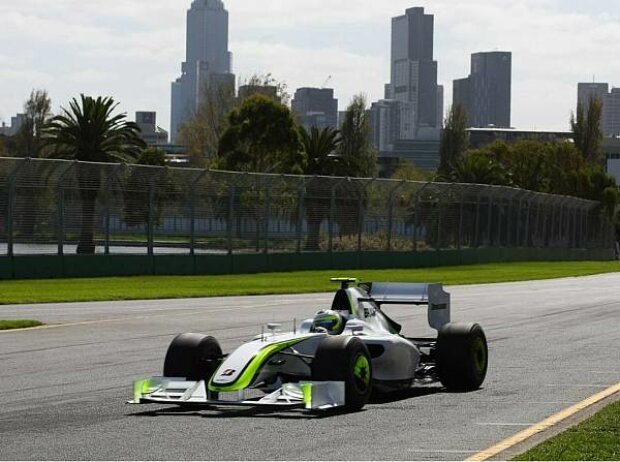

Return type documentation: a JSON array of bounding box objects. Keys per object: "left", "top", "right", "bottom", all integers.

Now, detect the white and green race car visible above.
[{"left": 129, "top": 278, "right": 488, "bottom": 412}]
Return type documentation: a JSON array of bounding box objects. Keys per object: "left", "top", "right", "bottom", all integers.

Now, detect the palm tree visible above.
[
  {"left": 299, "top": 126, "right": 341, "bottom": 250},
  {"left": 45, "top": 95, "right": 145, "bottom": 253},
  {"left": 299, "top": 126, "right": 341, "bottom": 176},
  {"left": 442, "top": 153, "right": 511, "bottom": 186}
]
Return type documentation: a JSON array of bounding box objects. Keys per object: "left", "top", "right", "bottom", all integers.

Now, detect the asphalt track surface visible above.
[{"left": 1, "top": 274, "right": 619, "bottom": 460}]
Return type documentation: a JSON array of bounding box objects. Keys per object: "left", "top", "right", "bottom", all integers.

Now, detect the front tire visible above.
[
  {"left": 163, "top": 333, "right": 223, "bottom": 382},
  {"left": 311, "top": 336, "right": 372, "bottom": 411},
  {"left": 436, "top": 323, "right": 488, "bottom": 391}
]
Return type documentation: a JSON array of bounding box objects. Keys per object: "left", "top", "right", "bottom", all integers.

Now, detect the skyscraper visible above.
[
  {"left": 453, "top": 51, "right": 512, "bottom": 128},
  {"left": 577, "top": 82, "right": 620, "bottom": 137},
  {"left": 170, "top": 0, "right": 234, "bottom": 143},
  {"left": 385, "top": 7, "right": 439, "bottom": 139},
  {"left": 291, "top": 88, "right": 338, "bottom": 131}
]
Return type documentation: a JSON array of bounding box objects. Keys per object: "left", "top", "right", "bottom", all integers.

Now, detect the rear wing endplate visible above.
[{"left": 364, "top": 282, "right": 450, "bottom": 330}]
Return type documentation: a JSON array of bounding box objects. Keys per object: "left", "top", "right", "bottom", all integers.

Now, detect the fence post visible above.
[
  {"left": 296, "top": 183, "right": 305, "bottom": 253},
  {"left": 103, "top": 163, "right": 123, "bottom": 255},
  {"left": 513, "top": 196, "right": 522, "bottom": 248},
  {"left": 227, "top": 185, "right": 235, "bottom": 255},
  {"left": 387, "top": 181, "right": 406, "bottom": 252},
  {"left": 147, "top": 176, "right": 155, "bottom": 257},
  {"left": 6, "top": 158, "right": 28, "bottom": 257},
  {"left": 569, "top": 205, "right": 576, "bottom": 248},
  {"left": 581, "top": 209, "right": 587, "bottom": 248},
  {"left": 486, "top": 194, "right": 493, "bottom": 246},
  {"left": 263, "top": 183, "right": 271, "bottom": 254},
  {"left": 457, "top": 190, "right": 465, "bottom": 250},
  {"left": 435, "top": 192, "right": 444, "bottom": 251},
  {"left": 523, "top": 198, "right": 531, "bottom": 247},
  {"left": 497, "top": 198, "right": 504, "bottom": 247},
  {"left": 189, "top": 169, "right": 208, "bottom": 256},
  {"left": 534, "top": 200, "right": 542, "bottom": 246},
  {"left": 473, "top": 193, "right": 482, "bottom": 248},
  {"left": 542, "top": 203, "right": 549, "bottom": 246},
  {"left": 558, "top": 202, "right": 565, "bottom": 246},
  {"left": 328, "top": 181, "right": 338, "bottom": 253},
  {"left": 413, "top": 182, "right": 431, "bottom": 252},
  {"left": 358, "top": 180, "right": 372, "bottom": 252},
  {"left": 56, "top": 161, "right": 76, "bottom": 256}
]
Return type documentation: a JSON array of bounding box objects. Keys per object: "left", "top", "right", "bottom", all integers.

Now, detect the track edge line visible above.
[{"left": 464, "top": 382, "right": 620, "bottom": 461}]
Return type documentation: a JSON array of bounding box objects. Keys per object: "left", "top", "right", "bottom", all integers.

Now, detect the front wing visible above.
[{"left": 128, "top": 377, "right": 345, "bottom": 411}]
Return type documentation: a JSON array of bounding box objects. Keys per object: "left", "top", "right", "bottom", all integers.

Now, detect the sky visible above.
[{"left": 1, "top": 0, "right": 619, "bottom": 134}]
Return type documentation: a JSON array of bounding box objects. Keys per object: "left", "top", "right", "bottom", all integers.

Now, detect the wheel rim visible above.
[
  {"left": 353, "top": 353, "right": 371, "bottom": 390},
  {"left": 472, "top": 337, "right": 487, "bottom": 375}
]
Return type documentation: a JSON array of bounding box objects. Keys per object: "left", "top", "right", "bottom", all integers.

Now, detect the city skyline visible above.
[{"left": 1, "top": 0, "right": 619, "bottom": 134}]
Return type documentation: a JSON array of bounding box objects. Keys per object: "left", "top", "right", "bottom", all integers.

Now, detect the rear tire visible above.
[
  {"left": 163, "top": 333, "right": 223, "bottom": 382},
  {"left": 311, "top": 336, "right": 372, "bottom": 411},
  {"left": 436, "top": 323, "right": 488, "bottom": 391}
]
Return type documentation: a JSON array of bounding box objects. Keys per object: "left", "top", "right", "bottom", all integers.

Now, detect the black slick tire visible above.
[
  {"left": 311, "top": 336, "right": 372, "bottom": 411},
  {"left": 436, "top": 322, "right": 488, "bottom": 391},
  {"left": 163, "top": 333, "right": 223, "bottom": 382}
]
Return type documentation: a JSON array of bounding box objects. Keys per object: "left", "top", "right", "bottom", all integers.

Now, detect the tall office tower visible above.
[
  {"left": 577, "top": 82, "right": 620, "bottom": 137},
  {"left": 577, "top": 82, "right": 609, "bottom": 108},
  {"left": 291, "top": 88, "right": 338, "bottom": 131},
  {"left": 436, "top": 85, "right": 444, "bottom": 128},
  {"left": 170, "top": 0, "right": 234, "bottom": 143},
  {"left": 370, "top": 100, "right": 404, "bottom": 153},
  {"left": 607, "top": 88, "right": 620, "bottom": 137},
  {"left": 453, "top": 51, "right": 512, "bottom": 128},
  {"left": 385, "top": 7, "right": 439, "bottom": 140}
]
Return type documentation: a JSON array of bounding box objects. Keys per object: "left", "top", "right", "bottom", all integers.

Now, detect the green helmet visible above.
[{"left": 312, "top": 310, "right": 344, "bottom": 335}]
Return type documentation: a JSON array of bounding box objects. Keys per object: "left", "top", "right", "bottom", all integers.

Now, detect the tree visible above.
[
  {"left": 439, "top": 103, "right": 468, "bottom": 175},
  {"left": 238, "top": 73, "right": 290, "bottom": 105},
  {"left": 299, "top": 126, "right": 341, "bottom": 176},
  {"left": 44, "top": 95, "right": 145, "bottom": 253},
  {"left": 299, "top": 126, "right": 342, "bottom": 250},
  {"left": 15, "top": 89, "right": 52, "bottom": 158},
  {"left": 217, "top": 94, "right": 304, "bottom": 174},
  {"left": 0, "top": 135, "right": 8, "bottom": 156},
  {"left": 391, "top": 160, "right": 433, "bottom": 182},
  {"left": 324, "top": 95, "right": 377, "bottom": 244},
  {"left": 336, "top": 94, "right": 376, "bottom": 178},
  {"left": 571, "top": 96, "right": 603, "bottom": 164},
  {"left": 177, "top": 78, "right": 236, "bottom": 168},
  {"left": 178, "top": 74, "right": 290, "bottom": 168},
  {"left": 123, "top": 147, "right": 171, "bottom": 229},
  {"left": 444, "top": 150, "right": 511, "bottom": 186}
]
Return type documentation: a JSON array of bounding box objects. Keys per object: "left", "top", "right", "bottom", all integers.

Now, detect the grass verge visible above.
[
  {"left": 0, "top": 320, "right": 44, "bottom": 330},
  {"left": 514, "top": 398, "right": 620, "bottom": 460},
  {"left": 0, "top": 260, "right": 619, "bottom": 305}
]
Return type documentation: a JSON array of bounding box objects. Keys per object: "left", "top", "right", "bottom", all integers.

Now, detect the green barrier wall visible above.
[{"left": 0, "top": 248, "right": 615, "bottom": 280}]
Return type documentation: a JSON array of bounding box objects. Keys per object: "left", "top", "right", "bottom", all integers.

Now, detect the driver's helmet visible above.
[{"left": 311, "top": 310, "right": 345, "bottom": 335}]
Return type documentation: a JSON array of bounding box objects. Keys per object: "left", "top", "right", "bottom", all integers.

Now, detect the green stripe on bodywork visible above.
[
  {"left": 208, "top": 337, "right": 310, "bottom": 392},
  {"left": 133, "top": 378, "right": 152, "bottom": 402},
  {"left": 300, "top": 383, "right": 312, "bottom": 409}
]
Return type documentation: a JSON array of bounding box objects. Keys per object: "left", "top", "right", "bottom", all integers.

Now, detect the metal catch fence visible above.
[{"left": 0, "top": 157, "right": 614, "bottom": 256}]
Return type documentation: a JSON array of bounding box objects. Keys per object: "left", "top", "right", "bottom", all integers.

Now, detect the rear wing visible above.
[{"left": 363, "top": 282, "right": 450, "bottom": 330}]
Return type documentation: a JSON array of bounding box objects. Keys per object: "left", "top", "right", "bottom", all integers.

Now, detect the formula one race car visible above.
[{"left": 130, "top": 278, "right": 488, "bottom": 412}]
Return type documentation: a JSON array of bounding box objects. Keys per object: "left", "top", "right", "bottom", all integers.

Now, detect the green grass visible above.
[
  {"left": 0, "top": 320, "right": 44, "bottom": 330},
  {"left": 514, "top": 399, "right": 620, "bottom": 460},
  {"left": 0, "top": 261, "right": 619, "bottom": 305}
]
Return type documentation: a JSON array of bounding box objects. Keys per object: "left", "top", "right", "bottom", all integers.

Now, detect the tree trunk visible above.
[
  {"left": 77, "top": 188, "right": 97, "bottom": 254},
  {"left": 76, "top": 168, "right": 101, "bottom": 254}
]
